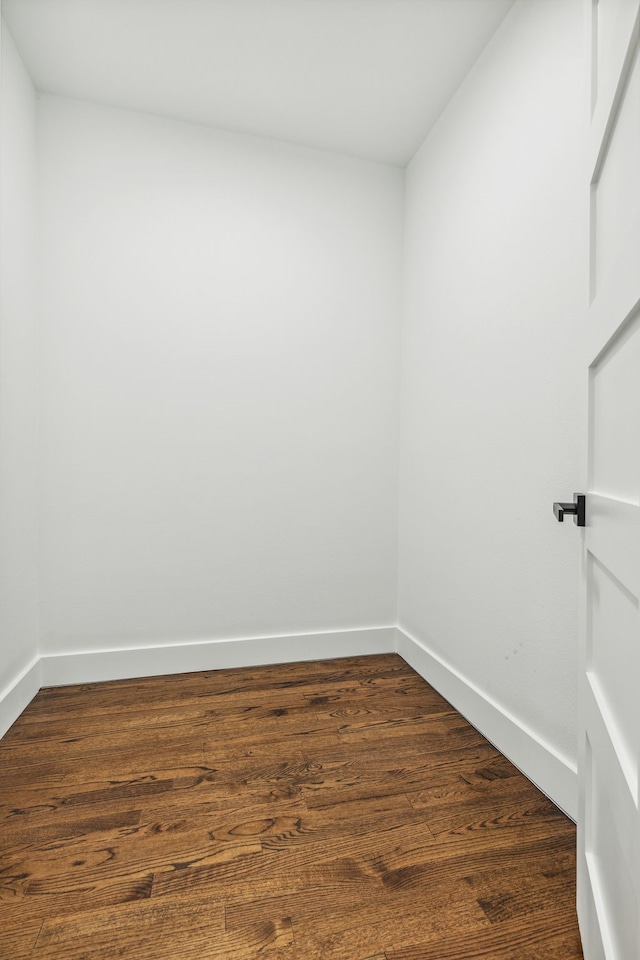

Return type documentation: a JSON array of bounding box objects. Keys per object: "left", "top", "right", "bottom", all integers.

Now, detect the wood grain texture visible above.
[{"left": 0, "top": 654, "right": 583, "bottom": 959}]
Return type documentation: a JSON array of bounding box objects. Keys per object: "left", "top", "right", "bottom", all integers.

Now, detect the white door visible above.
[{"left": 577, "top": 1, "right": 640, "bottom": 958}]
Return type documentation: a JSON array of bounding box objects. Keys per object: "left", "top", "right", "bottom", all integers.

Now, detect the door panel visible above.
[
  {"left": 591, "top": 0, "right": 640, "bottom": 128},
  {"left": 592, "top": 42, "right": 640, "bottom": 292},
  {"left": 579, "top": 2, "right": 640, "bottom": 958},
  {"left": 586, "top": 495, "right": 640, "bottom": 597},
  {"left": 589, "top": 310, "right": 640, "bottom": 501},
  {"left": 586, "top": 734, "right": 637, "bottom": 960},
  {"left": 587, "top": 552, "right": 639, "bottom": 792}
]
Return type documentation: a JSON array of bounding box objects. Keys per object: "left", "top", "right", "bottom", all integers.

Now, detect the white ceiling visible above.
[{"left": 2, "top": 0, "right": 514, "bottom": 166}]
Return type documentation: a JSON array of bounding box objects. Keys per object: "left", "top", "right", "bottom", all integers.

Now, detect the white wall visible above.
[
  {"left": 38, "top": 95, "right": 403, "bottom": 654},
  {"left": 399, "top": 0, "right": 585, "bottom": 785},
  {"left": 0, "top": 18, "right": 40, "bottom": 714}
]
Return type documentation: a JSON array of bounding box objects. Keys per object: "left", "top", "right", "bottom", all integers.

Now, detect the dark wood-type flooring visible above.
[{"left": 0, "top": 654, "right": 583, "bottom": 959}]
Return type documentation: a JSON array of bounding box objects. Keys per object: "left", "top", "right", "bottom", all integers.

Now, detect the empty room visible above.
[{"left": 1, "top": 0, "right": 638, "bottom": 957}]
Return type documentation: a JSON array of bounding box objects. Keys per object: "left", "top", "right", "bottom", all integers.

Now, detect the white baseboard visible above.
[
  {"left": 0, "top": 657, "right": 42, "bottom": 739},
  {"left": 0, "top": 625, "right": 579, "bottom": 823},
  {"left": 39, "top": 626, "right": 397, "bottom": 688},
  {"left": 396, "top": 627, "right": 578, "bottom": 821}
]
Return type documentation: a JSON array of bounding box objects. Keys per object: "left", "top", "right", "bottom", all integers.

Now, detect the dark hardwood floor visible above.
[{"left": 0, "top": 654, "right": 583, "bottom": 959}]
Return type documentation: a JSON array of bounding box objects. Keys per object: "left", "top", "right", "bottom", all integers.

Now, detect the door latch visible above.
[{"left": 553, "top": 493, "right": 585, "bottom": 526}]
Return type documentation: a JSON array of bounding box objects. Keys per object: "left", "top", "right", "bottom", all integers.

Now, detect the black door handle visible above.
[{"left": 553, "top": 493, "right": 585, "bottom": 526}]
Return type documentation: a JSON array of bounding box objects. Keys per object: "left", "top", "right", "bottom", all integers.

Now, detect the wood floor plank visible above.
[
  {"left": 248, "top": 894, "right": 487, "bottom": 960},
  {"left": 362, "top": 825, "right": 577, "bottom": 891},
  {"left": 0, "top": 917, "right": 44, "bottom": 959},
  {"left": 224, "top": 867, "right": 489, "bottom": 935},
  {"left": 0, "top": 654, "right": 583, "bottom": 959},
  {"left": 0, "top": 724, "right": 210, "bottom": 766},
  {"left": 32, "top": 898, "right": 227, "bottom": 960},
  {"left": 21, "top": 655, "right": 411, "bottom": 722},
  {"left": 298, "top": 745, "right": 511, "bottom": 809},
  {"left": 0, "top": 870, "right": 155, "bottom": 922},
  {"left": 407, "top": 771, "right": 566, "bottom": 839},
  {"left": 0, "top": 806, "right": 265, "bottom": 927},
  {"left": 385, "top": 907, "right": 583, "bottom": 960},
  {"left": 151, "top": 818, "right": 435, "bottom": 908},
  {"left": 464, "top": 859, "right": 577, "bottom": 925},
  {"left": 0, "top": 808, "right": 142, "bottom": 854}
]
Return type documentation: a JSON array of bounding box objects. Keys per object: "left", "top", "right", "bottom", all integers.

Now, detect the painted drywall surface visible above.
[
  {"left": 38, "top": 95, "right": 403, "bottom": 652},
  {"left": 399, "top": 0, "right": 585, "bottom": 767},
  {"left": 0, "top": 19, "right": 39, "bottom": 693}
]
